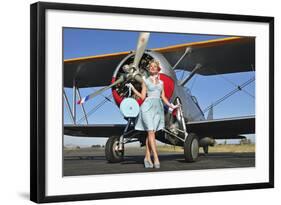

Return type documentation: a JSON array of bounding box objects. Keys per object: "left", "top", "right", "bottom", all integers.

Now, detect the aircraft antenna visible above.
[
  {"left": 193, "top": 76, "right": 255, "bottom": 119},
  {"left": 210, "top": 67, "right": 255, "bottom": 99}
]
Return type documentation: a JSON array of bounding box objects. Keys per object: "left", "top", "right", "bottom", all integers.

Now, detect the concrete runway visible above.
[{"left": 63, "top": 147, "right": 255, "bottom": 176}]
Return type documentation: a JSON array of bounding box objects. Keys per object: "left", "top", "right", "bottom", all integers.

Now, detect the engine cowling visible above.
[{"left": 111, "top": 53, "right": 175, "bottom": 107}]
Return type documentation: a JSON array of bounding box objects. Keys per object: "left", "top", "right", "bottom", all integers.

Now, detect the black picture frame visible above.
[{"left": 30, "top": 1, "right": 274, "bottom": 203}]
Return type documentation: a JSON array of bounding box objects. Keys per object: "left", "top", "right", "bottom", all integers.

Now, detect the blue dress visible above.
[{"left": 134, "top": 77, "right": 165, "bottom": 131}]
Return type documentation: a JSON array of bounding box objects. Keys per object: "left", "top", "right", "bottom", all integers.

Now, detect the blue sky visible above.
[{"left": 63, "top": 28, "right": 255, "bottom": 146}]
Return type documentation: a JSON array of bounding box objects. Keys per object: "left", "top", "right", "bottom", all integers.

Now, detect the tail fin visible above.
[{"left": 207, "top": 104, "right": 213, "bottom": 120}]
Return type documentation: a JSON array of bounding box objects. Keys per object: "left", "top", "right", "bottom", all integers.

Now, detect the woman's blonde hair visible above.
[{"left": 148, "top": 59, "right": 161, "bottom": 71}]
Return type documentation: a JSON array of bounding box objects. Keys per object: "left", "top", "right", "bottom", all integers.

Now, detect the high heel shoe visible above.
[
  {"left": 154, "top": 162, "right": 160, "bottom": 169},
  {"left": 144, "top": 159, "right": 153, "bottom": 168}
]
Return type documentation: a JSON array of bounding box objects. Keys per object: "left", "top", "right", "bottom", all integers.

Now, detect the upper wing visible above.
[
  {"left": 64, "top": 36, "right": 255, "bottom": 88},
  {"left": 64, "top": 51, "right": 129, "bottom": 88},
  {"left": 154, "top": 36, "right": 255, "bottom": 75},
  {"left": 64, "top": 124, "right": 126, "bottom": 137},
  {"left": 186, "top": 115, "right": 255, "bottom": 139}
]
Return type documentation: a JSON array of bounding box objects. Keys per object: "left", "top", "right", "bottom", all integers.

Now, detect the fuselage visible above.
[{"left": 112, "top": 50, "right": 205, "bottom": 123}]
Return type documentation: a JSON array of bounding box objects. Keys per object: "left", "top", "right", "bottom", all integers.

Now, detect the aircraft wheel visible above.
[
  {"left": 105, "top": 136, "right": 124, "bottom": 163},
  {"left": 184, "top": 133, "right": 199, "bottom": 162},
  {"left": 203, "top": 146, "right": 209, "bottom": 154}
]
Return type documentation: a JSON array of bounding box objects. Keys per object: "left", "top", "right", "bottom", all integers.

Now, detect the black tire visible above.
[
  {"left": 203, "top": 146, "right": 209, "bottom": 154},
  {"left": 184, "top": 133, "right": 199, "bottom": 162},
  {"left": 105, "top": 136, "right": 124, "bottom": 163}
]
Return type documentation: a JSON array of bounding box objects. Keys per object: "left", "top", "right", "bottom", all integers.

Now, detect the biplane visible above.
[{"left": 64, "top": 32, "right": 255, "bottom": 162}]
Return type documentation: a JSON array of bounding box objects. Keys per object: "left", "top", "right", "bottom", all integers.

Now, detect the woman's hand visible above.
[
  {"left": 125, "top": 83, "right": 135, "bottom": 90},
  {"left": 125, "top": 83, "right": 136, "bottom": 96},
  {"left": 168, "top": 103, "right": 181, "bottom": 112},
  {"left": 125, "top": 83, "right": 138, "bottom": 93},
  {"left": 125, "top": 82, "right": 146, "bottom": 100}
]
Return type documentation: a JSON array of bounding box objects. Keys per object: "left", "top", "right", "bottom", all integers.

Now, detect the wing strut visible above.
[
  {"left": 172, "top": 47, "right": 191, "bottom": 70},
  {"left": 73, "top": 81, "right": 77, "bottom": 124},
  {"left": 180, "top": 63, "right": 202, "bottom": 86},
  {"left": 63, "top": 89, "right": 75, "bottom": 124},
  {"left": 76, "top": 88, "right": 89, "bottom": 124}
]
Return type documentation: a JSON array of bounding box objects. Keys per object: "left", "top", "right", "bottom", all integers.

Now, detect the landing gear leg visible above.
[
  {"left": 175, "top": 98, "right": 199, "bottom": 162},
  {"left": 105, "top": 118, "right": 134, "bottom": 163}
]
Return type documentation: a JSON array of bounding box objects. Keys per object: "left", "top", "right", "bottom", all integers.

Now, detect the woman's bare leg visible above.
[
  {"left": 148, "top": 131, "right": 160, "bottom": 164},
  {"left": 145, "top": 136, "right": 153, "bottom": 163}
]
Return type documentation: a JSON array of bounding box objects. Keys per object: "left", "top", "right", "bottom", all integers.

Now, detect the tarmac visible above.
[{"left": 63, "top": 147, "right": 255, "bottom": 176}]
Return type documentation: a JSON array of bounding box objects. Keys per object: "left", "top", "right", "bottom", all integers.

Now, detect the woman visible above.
[{"left": 127, "top": 59, "right": 180, "bottom": 169}]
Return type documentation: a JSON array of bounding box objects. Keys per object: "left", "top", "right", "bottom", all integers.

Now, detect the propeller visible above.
[
  {"left": 77, "top": 75, "right": 125, "bottom": 104},
  {"left": 133, "top": 32, "right": 150, "bottom": 70},
  {"left": 77, "top": 32, "right": 150, "bottom": 104}
]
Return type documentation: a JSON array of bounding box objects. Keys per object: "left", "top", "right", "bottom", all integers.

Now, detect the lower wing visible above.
[
  {"left": 186, "top": 115, "right": 255, "bottom": 139},
  {"left": 64, "top": 124, "right": 126, "bottom": 137},
  {"left": 64, "top": 115, "right": 255, "bottom": 139}
]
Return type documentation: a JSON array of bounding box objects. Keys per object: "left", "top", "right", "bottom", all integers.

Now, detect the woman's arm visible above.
[
  {"left": 161, "top": 88, "right": 173, "bottom": 108},
  {"left": 131, "top": 81, "right": 147, "bottom": 100},
  {"left": 161, "top": 88, "right": 180, "bottom": 110}
]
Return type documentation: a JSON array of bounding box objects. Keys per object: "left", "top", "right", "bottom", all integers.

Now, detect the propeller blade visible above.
[
  {"left": 133, "top": 32, "right": 150, "bottom": 69},
  {"left": 77, "top": 75, "right": 125, "bottom": 104}
]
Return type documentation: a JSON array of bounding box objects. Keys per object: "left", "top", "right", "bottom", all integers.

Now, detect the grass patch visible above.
[
  {"left": 155, "top": 144, "right": 255, "bottom": 153},
  {"left": 207, "top": 144, "right": 255, "bottom": 153}
]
